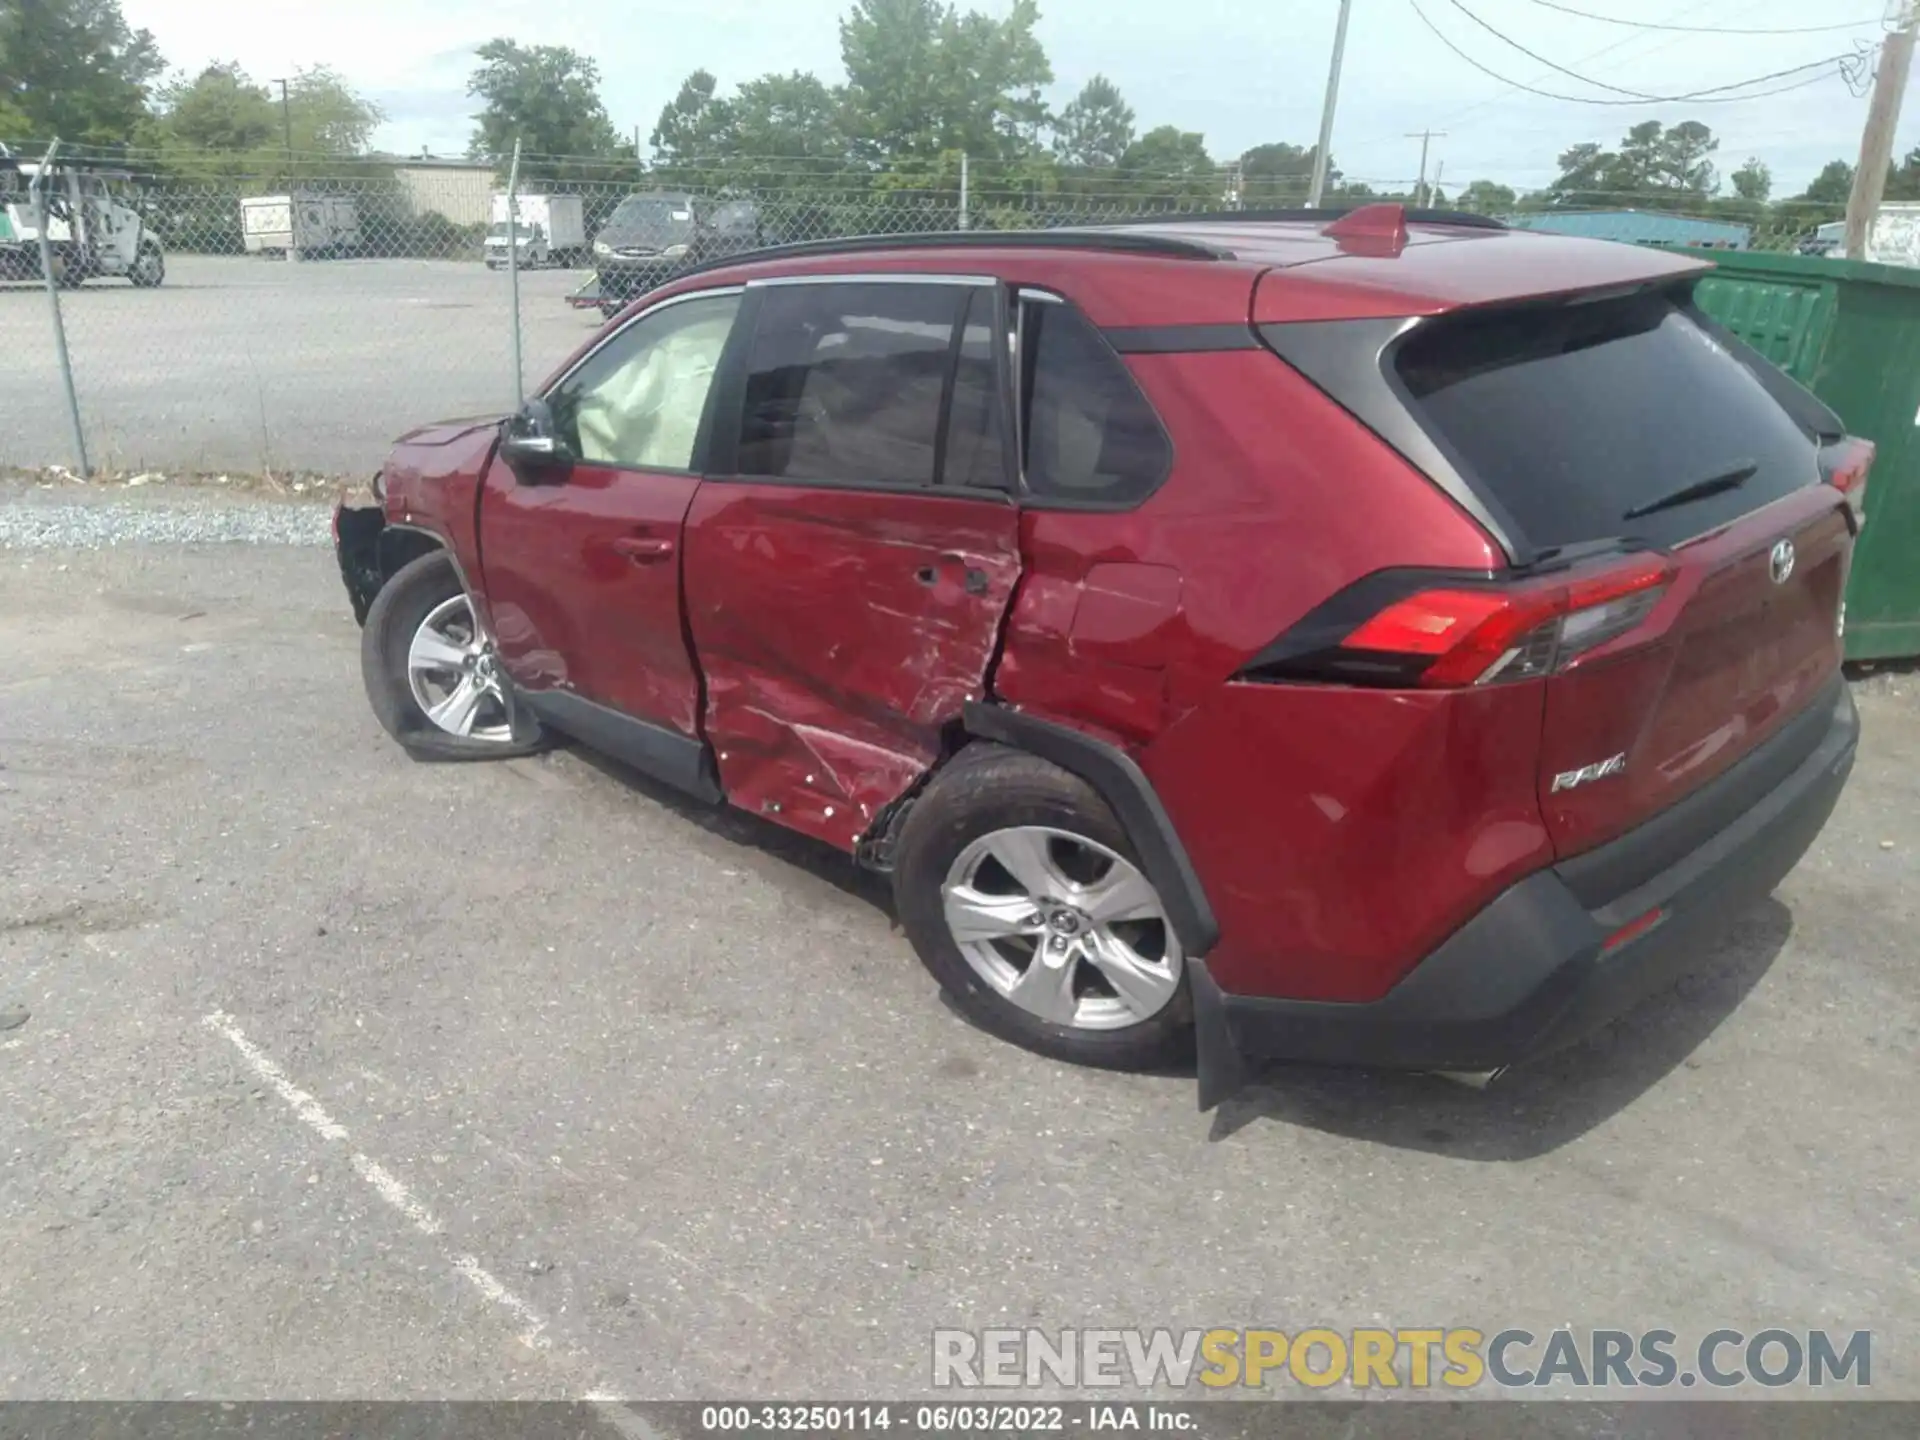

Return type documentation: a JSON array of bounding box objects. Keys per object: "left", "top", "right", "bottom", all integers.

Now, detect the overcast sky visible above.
[{"left": 120, "top": 0, "right": 1911, "bottom": 196}]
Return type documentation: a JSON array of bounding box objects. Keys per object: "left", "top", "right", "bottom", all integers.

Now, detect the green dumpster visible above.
[{"left": 1680, "top": 247, "right": 1920, "bottom": 661}]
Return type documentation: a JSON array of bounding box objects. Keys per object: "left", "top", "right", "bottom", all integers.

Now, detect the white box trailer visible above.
[
  {"left": 484, "top": 192, "right": 587, "bottom": 269},
  {"left": 1807, "top": 206, "right": 1920, "bottom": 267},
  {"left": 241, "top": 194, "right": 362, "bottom": 257}
]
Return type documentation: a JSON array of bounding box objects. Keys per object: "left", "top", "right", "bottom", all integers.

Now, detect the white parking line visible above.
[
  {"left": 199, "top": 1009, "right": 664, "bottom": 1434},
  {"left": 203, "top": 1009, "right": 347, "bottom": 1140}
]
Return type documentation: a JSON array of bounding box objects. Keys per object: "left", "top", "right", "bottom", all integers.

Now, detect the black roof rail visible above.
[
  {"left": 1096, "top": 206, "right": 1509, "bottom": 232},
  {"left": 657, "top": 226, "right": 1232, "bottom": 286}
]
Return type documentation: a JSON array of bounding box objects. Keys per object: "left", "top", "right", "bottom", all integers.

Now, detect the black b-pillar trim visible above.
[{"left": 962, "top": 702, "right": 1219, "bottom": 956}]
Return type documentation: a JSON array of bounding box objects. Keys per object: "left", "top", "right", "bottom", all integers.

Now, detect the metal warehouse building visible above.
[{"left": 1503, "top": 209, "right": 1752, "bottom": 250}]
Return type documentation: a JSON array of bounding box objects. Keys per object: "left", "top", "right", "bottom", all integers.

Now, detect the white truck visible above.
[
  {"left": 0, "top": 152, "right": 165, "bottom": 287},
  {"left": 484, "top": 192, "right": 587, "bottom": 269},
  {"left": 241, "top": 194, "right": 362, "bottom": 258}
]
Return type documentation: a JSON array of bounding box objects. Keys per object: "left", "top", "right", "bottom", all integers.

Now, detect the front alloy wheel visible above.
[
  {"left": 941, "top": 825, "right": 1182, "bottom": 1031},
  {"left": 359, "top": 550, "right": 546, "bottom": 761},
  {"left": 405, "top": 595, "right": 513, "bottom": 742}
]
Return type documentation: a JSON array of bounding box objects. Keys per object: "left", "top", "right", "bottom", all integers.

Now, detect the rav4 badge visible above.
[{"left": 1551, "top": 752, "right": 1628, "bottom": 793}]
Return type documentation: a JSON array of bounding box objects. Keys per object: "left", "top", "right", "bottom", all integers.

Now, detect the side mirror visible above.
[{"left": 500, "top": 398, "right": 571, "bottom": 482}]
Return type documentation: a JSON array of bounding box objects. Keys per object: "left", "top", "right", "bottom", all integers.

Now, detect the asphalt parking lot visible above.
[
  {"left": 0, "top": 256, "right": 599, "bottom": 476},
  {"left": 1, "top": 484, "right": 1917, "bottom": 1403}
]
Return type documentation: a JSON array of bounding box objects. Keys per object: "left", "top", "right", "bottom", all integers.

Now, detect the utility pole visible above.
[
  {"left": 273, "top": 78, "right": 293, "bottom": 167},
  {"left": 1846, "top": 8, "right": 1917, "bottom": 260},
  {"left": 1407, "top": 130, "right": 1447, "bottom": 208},
  {"left": 1308, "top": 0, "right": 1355, "bottom": 209},
  {"left": 272, "top": 77, "right": 298, "bottom": 262}
]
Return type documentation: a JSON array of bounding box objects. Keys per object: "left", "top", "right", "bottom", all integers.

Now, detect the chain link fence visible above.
[{"left": 0, "top": 150, "right": 1850, "bottom": 481}]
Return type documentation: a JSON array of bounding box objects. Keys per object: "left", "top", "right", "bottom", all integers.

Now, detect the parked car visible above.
[
  {"left": 335, "top": 207, "right": 1868, "bottom": 1106},
  {"left": 591, "top": 191, "right": 701, "bottom": 312}
]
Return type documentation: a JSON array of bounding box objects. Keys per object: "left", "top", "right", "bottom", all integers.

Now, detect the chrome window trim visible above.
[{"left": 745, "top": 272, "right": 996, "bottom": 288}]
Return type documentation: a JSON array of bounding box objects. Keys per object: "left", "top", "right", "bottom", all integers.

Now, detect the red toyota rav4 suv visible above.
[{"left": 335, "top": 207, "right": 1867, "bottom": 1106}]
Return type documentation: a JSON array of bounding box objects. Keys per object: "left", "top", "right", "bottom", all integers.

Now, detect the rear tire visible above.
[
  {"left": 892, "top": 744, "right": 1193, "bottom": 1071},
  {"left": 360, "top": 551, "right": 547, "bottom": 762}
]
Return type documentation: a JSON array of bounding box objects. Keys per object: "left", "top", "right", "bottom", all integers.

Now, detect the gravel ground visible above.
[
  {"left": 0, "top": 481, "right": 334, "bottom": 548},
  {"left": 1, "top": 487, "right": 1916, "bottom": 1408}
]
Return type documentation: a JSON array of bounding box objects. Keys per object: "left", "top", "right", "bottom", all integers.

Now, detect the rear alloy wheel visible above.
[
  {"left": 892, "top": 745, "right": 1193, "bottom": 1071},
  {"left": 360, "top": 551, "right": 546, "bottom": 761},
  {"left": 942, "top": 827, "right": 1182, "bottom": 1032}
]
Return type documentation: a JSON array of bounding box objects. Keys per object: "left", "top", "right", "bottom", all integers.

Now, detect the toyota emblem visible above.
[{"left": 1769, "top": 539, "right": 1796, "bottom": 586}]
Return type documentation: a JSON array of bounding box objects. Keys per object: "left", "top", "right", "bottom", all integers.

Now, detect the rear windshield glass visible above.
[{"left": 1393, "top": 290, "right": 1819, "bottom": 550}]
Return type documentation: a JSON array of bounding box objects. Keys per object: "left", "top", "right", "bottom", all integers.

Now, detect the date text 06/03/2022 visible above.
[{"left": 697, "top": 1404, "right": 1196, "bottom": 1432}]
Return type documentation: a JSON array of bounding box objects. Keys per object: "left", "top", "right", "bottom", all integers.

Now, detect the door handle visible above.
[{"left": 613, "top": 536, "right": 675, "bottom": 563}]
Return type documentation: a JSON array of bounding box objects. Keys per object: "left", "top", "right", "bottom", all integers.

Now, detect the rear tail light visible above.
[
  {"left": 1244, "top": 554, "right": 1676, "bottom": 690},
  {"left": 1820, "top": 436, "right": 1873, "bottom": 527}
]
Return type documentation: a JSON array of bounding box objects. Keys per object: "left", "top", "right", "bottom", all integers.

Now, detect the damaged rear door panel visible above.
[{"left": 683, "top": 276, "right": 1021, "bottom": 852}]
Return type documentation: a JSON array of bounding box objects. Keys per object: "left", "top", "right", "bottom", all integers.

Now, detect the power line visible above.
[
  {"left": 1516, "top": 0, "right": 1888, "bottom": 35},
  {"left": 1353, "top": 0, "right": 1732, "bottom": 144},
  {"left": 1442, "top": 0, "right": 1858, "bottom": 100},
  {"left": 1444, "top": 0, "right": 1685, "bottom": 97},
  {"left": 1408, "top": 0, "right": 1852, "bottom": 104}
]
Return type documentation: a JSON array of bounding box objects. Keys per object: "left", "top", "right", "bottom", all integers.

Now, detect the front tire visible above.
[
  {"left": 359, "top": 551, "right": 546, "bottom": 761},
  {"left": 130, "top": 243, "right": 164, "bottom": 288},
  {"left": 892, "top": 744, "right": 1192, "bottom": 1071}
]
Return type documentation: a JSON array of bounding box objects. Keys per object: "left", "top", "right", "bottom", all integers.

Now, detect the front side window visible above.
[
  {"left": 548, "top": 292, "right": 741, "bottom": 471},
  {"left": 1019, "top": 298, "right": 1171, "bottom": 506},
  {"left": 735, "top": 282, "right": 968, "bottom": 487}
]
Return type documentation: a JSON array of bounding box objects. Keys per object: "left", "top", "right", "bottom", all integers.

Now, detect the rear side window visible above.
[
  {"left": 1393, "top": 291, "right": 1820, "bottom": 550},
  {"left": 736, "top": 282, "right": 960, "bottom": 487},
  {"left": 1020, "top": 299, "right": 1170, "bottom": 506}
]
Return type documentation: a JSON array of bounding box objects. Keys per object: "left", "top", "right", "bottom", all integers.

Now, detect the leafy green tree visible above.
[
  {"left": 1118, "top": 125, "right": 1219, "bottom": 209},
  {"left": 838, "top": 0, "right": 1052, "bottom": 168},
  {"left": 725, "top": 73, "right": 846, "bottom": 174},
  {"left": 1546, "top": 141, "right": 1612, "bottom": 203},
  {"left": 1052, "top": 75, "right": 1133, "bottom": 169},
  {"left": 1549, "top": 120, "right": 1718, "bottom": 203},
  {"left": 1730, "top": 157, "right": 1770, "bottom": 203},
  {"left": 1458, "top": 178, "right": 1516, "bottom": 214},
  {"left": 285, "top": 67, "right": 383, "bottom": 156},
  {"left": 467, "top": 40, "right": 620, "bottom": 167},
  {"left": 1238, "top": 141, "right": 1321, "bottom": 206},
  {"left": 653, "top": 68, "right": 852, "bottom": 192},
  {"left": 1647, "top": 119, "right": 1717, "bottom": 194},
  {"left": 0, "top": 0, "right": 163, "bottom": 146},
  {"left": 650, "top": 68, "right": 725, "bottom": 184},
  {"left": 1798, "top": 159, "right": 1853, "bottom": 206},
  {"left": 1885, "top": 145, "right": 1920, "bottom": 201},
  {"left": 151, "top": 63, "right": 277, "bottom": 153}
]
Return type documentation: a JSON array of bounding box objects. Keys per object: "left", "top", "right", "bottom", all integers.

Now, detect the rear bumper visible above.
[{"left": 1192, "top": 680, "right": 1858, "bottom": 1105}]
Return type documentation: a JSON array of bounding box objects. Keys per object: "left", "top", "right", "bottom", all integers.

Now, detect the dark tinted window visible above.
[
  {"left": 737, "top": 283, "right": 962, "bottom": 486},
  {"left": 942, "top": 288, "right": 1008, "bottom": 489},
  {"left": 1021, "top": 300, "right": 1170, "bottom": 505},
  {"left": 1395, "top": 291, "right": 1820, "bottom": 550}
]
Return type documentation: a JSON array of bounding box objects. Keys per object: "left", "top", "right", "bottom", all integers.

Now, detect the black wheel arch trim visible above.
[{"left": 961, "top": 702, "right": 1219, "bottom": 956}]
